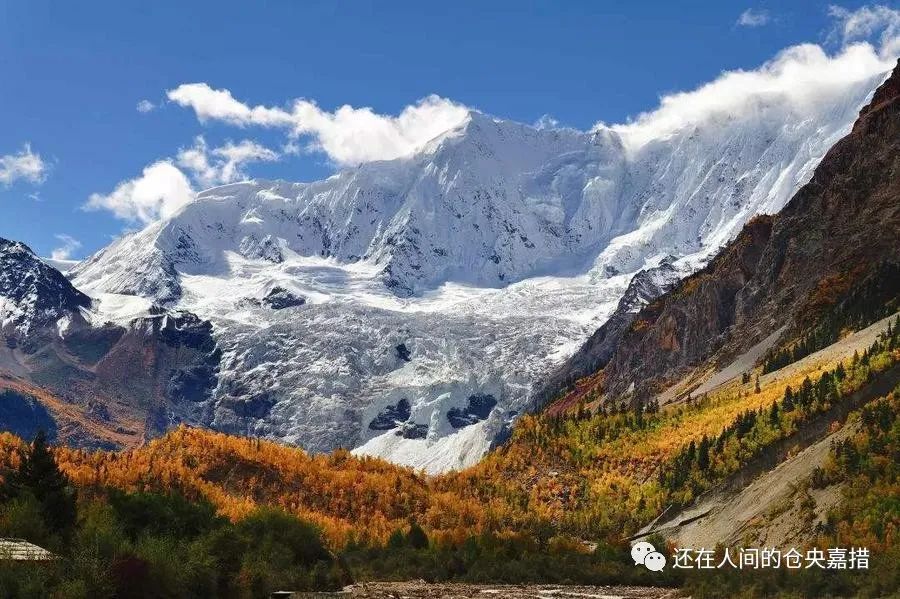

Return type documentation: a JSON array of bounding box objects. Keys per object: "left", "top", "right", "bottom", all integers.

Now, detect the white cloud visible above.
[
  {"left": 282, "top": 140, "right": 301, "bottom": 156},
  {"left": 533, "top": 114, "right": 560, "bottom": 130},
  {"left": 288, "top": 94, "right": 470, "bottom": 165},
  {"left": 829, "top": 4, "right": 900, "bottom": 58},
  {"left": 167, "top": 83, "right": 470, "bottom": 166},
  {"left": 84, "top": 161, "right": 195, "bottom": 224},
  {"left": 86, "top": 137, "right": 281, "bottom": 223},
  {"left": 136, "top": 99, "right": 156, "bottom": 113},
  {"left": 607, "top": 7, "right": 899, "bottom": 150},
  {"left": 737, "top": 8, "right": 770, "bottom": 27},
  {"left": 208, "top": 139, "right": 279, "bottom": 184},
  {"left": 0, "top": 144, "right": 47, "bottom": 186},
  {"left": 172, "top": 139, "right": 211, "bottom": 185},
  {"left": 176, "top": 136, "right": 279, "bottom": 188},
  {"left": 51, "top": 234, "right": 82, "bottom": 261},
  {"left": 167, "top": 83, "right": 294, "bottom": 127}
]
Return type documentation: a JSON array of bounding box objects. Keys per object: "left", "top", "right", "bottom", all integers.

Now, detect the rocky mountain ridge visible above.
[
  {"left": 0, "top": 239, "right": 91, "bottom": 339},
  {"left": 0, "top": 237, "right": 222, "bottom": 448},
  {"left": 554, "top": 59, "right": 900, "bottom": 409}
]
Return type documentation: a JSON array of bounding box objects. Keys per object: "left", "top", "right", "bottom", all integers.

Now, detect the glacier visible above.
[{"left": 70, "top": 68, "right": 887, "bottom": 472}]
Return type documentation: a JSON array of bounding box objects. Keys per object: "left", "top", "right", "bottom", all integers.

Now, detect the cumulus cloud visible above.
[
  {"left": 737, "top": 8, "right": 771, "bottom": 27},
  {"left": 51, "top": 234, "right": 82, "bottom": 261},
  {"left": 0, "top": 144, "right": 47, "bottom": 186},
  {"left": 607, "top": 6, "right": 899, "bottom": 149},
  {"left": 829, "top": 4, "right": 900, "bottom": 57},
  {"left": 85, "top": 161, "right": 195, "bottom": 224},
  {"left": 176, "top": 136, "right": 279, "bottom": 188},
  {"left": 282, "top": 140, "right": 301, "bottom": 156},
  {"left": 213, "top": 140, "right": 279, "bottom": 183},
  {"left": 86, "top": 137, "right": 281, "bottom": 223},
  {"left": 289, "top": 94, "right": 470, "bottom": 165},
  {"left": 136, "top": 99, "right": 156, "bottom": 113},
  {"left": 167, "top": 83, "right": 294, "bottom": 128},
  {"left": 167, "top": 84, "right": 470, "bottom": 166}
]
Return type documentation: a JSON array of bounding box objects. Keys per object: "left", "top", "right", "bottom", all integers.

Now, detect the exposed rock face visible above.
[
  {"left": 0, "top": 311, "right": 222, "bottom": 450},
  {"left": 261, "top": 286, "right": 306, "bottom": 309},
  {"left": 395, "top": 343, "right": 412, "bottom": 362},
  {"left": 369, "top": 398, "right": 412, "bottom": 431},
  {"left": 532, "top": 258, "right": 685, "bottom": 409},
  {"left": 46, "top": 311, "right": 222, "bottom": 440},
  {"left": 447, "top": 393, "right": 498, "bottom": 428},
  {"left": 0, "top": 389, "right": 57, "bottom": 441},
  {"left": 575, "top": 60, "right": 900, "bottom": 404},
  {"left": 396, "top": 422, "right": 428, "bottom": 439},
  {"left": 604, "top": 217, "right": 775, "bottom": 399},
  {"left": 239, "top": 234, "right": 283, "bottom": 263}
]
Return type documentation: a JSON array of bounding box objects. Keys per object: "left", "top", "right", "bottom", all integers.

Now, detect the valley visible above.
[{"left": 0, "top": 20, "right": 898, "bottom": 597}]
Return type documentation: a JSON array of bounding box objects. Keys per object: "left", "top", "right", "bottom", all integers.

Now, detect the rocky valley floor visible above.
[{"left": 315, "top": 582, "right": 680, "bottom": 599}]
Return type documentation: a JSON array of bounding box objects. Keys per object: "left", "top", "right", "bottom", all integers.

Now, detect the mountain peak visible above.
[{"left": 0, "top": 237, "right": 92, "bottom": 337}]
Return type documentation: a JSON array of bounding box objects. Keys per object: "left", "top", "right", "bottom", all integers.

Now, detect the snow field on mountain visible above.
[{"left": 67, "top": 65, "right": 889, "bottom": 471}]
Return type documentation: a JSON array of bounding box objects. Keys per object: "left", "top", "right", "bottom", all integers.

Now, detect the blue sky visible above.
[{"left": 0, "top": 0, "right": 896, "bottom": 260}]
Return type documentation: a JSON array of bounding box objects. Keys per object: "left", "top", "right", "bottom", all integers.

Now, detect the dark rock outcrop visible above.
[
  {"left": 239, "top": 234, "right": 284, "bottom": 263},
  {"left": 219, "top": 394, "right": 276, "bottom": 419},
  {"left": 262, "top": 286, "right": 306, "bottom": 309},
  {"left": 447, "top": 393, "right": 497, "bottom": 428},
  {"left": 0, "top": 235, "right": 224, "bottom": 449},
  {"left": 369, "top": 398, "right": 412, "bottom": 431},
  {"left": 0, "top": 389, "right": 57, "bottom": 441},
  {"left": 396, "top": 422, "right": 428, "bottom": 439},
  {"left": 395, "top": 343, "right": 412, "bottom": 362},
  {"left": 532, "top": 259, "right": 681, "bottom": 409}
]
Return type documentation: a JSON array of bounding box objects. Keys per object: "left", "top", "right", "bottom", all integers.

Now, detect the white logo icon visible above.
[{"left": 632, "top": 541, "right": 667, "bottom": 571}]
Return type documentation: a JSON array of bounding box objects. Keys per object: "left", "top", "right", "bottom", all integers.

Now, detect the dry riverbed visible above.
[{"left": 295, "top": 582, "right": 680, "bottom": 598}]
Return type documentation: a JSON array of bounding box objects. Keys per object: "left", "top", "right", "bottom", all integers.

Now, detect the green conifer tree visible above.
[{"left": 3, "top": 430, "right": 76, "bottom": 535}]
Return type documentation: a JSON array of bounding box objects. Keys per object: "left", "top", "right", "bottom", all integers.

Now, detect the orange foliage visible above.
[
  {"left": 0, "top": 317, "right": 889, "bottom": 552},
  {"left": 9, "top": 427, "right": 508, "bottom": 548}
]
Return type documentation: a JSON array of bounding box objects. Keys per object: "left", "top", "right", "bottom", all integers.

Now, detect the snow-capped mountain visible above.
[
  {"left": 0, "top": 237, "right": 224, "bottom": 449},
  {"left": 68, "top": 69, "right": 887, "bottom": 472},
  {"left": 0, "top": 239, "right": 91, "bottom": 338},
  {"left": 73, "top": 114, "right": 615, "bottom": 301}
]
